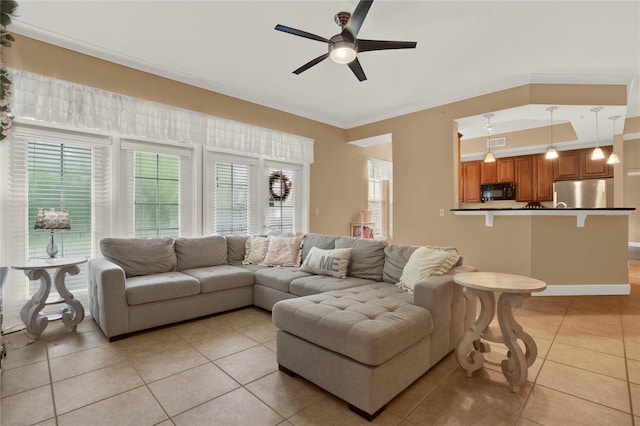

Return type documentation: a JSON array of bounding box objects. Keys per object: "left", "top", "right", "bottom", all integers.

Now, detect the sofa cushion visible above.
[
  {"left": 243, "top": 236, "right": 269, "bottom": 265},
  {"left": 261, "top": 233, "right": 305, "bottom": 267},
  {"left": 226, "top": 235, "right": 249, "bottom": 266},
  {"left": 301, "top": 233, "right": 338, "bottom": 263},
  {"left": 289, "top": 275, "right": 376, "bottom": 297},
  {"left": 126, "top": 272, "right": 200, "bottom": 305},
  {"left": 397, "top": 247, "right": 460, "bottom": 294},
  {"left": 383, "top": 245, "right": 419, "bottom": 284},
  {"left": 182, "top": 265, "right": 254, "bottom": 293},
  {"left": 272, "top": 283, "right": 433, "bottom": 366},
  {"left": 300, "top": 247, "right": 352, "bottom": 279},
  {"left": 334, "top": 236, "right": 387, "bottom": 281},
  {"left": 254, "top": 267, "right": 313, "bottom": 293},
  {"left": 175, "top": 235, "right": 227, "bottom": 271},
  {"left": 101, "top": 237, "right": 176, "bottom": 278}
]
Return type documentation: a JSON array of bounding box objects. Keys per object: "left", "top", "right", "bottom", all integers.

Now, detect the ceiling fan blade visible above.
[
  {"left": 344, "top": 0, "right": 373, "bottom": 38},
  {"left": 274, "top": 24, "right": 330, "bottom": 44},
  {"left": 293, "top": 53, "right": 330, "bottom": 75},
  {"left": 358, "top": 39, "right": 417, "bottom": 52},
  {"left": 348, "top": 57, "right": 367, "bottom": 82}
]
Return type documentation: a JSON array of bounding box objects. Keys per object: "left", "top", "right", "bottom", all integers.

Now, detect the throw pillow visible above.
[
  {"left": 260, "top": 233, "right": 305, "bottom": 267},
  {"left": 396, "top": 246, "right": 460, "bottom": 294},
  {"left": 300, "top": 247, "right": 353, "bottom": 279},
  {"left": 242, "top": 236, "right": 269, "bottom": 265}
]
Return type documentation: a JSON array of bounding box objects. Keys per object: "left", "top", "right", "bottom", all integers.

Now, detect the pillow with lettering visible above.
[{"left": 300, "top": 247, "right": 352, "bottom": 279}]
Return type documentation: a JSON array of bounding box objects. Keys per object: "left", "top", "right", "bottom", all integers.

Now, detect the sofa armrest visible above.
[
  {"left": 88, "top": 258, "right": 129, "bottom": 339},
  {"left": 412, "top": 265, "right": 478, "bottom": 364}
]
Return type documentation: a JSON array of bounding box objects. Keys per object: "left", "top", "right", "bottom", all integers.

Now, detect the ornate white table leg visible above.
[
  {"left": 53, "top": 265, "right": 84, "bottom": 331},
  {"left": 497, "top": 292, "right": 536, "bottom": 392},
  {"left": 19, "top": 268, "right": 52, "bottom": 339},
  {"left": 457, "top": 287, "right": 495, "bottom": 377}
]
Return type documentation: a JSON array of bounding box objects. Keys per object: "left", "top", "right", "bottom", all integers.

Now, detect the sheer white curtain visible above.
[
  {"left": 10, "top": 68, "right": 314, "bottom": 163},
  {"left": 368, "top": 157, "right": 393, "bottom": 180}
]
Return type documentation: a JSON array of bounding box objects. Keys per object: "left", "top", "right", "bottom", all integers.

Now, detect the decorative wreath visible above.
[{"left": 269, "top": 171, "right": 292, "bottom": 202}]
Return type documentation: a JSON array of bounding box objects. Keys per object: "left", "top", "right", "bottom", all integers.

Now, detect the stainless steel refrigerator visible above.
[{"left": 553, "top": 178, "right": 613, "bottom": 208}]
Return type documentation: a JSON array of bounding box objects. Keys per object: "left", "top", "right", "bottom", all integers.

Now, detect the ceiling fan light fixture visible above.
[{"left": 329, "top": 41, "right": 357, "bottom": 64}]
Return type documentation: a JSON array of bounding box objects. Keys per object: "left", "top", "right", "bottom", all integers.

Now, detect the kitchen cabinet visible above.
[
  {"left": 514, "top": 156, "right": 534, "bottom": 202},
  {"left": 462, "top": 161, "right": 481, "bottom": 203},
  {"left": 555, "top": 148, "right": 613, "bottom": 181},
  {"left": 481, "top": 158, "right": 514, "bottom": 184},
  {"left": 583, "top": 146, "right": 613, "bottom": 178},
  {"left": 556, "top": 150, "right": 581, "bottom": 180},
  {"left": 533, "top": 154, "right": 554, "bottom": 201}
]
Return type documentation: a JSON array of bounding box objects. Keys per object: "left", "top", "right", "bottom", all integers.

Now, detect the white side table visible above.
[
  {"left": 453, "top": 272, "right": 546, "bottom": 392},
  {"left": 12, "top": 257, "right": 87, "bottom": 340}
]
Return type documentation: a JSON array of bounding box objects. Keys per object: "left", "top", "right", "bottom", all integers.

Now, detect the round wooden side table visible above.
[
  {"left": 12, "top": 256, "right": 87, "bottom": 340},
  {"left": 453, "top": 272, "right": 547, "bottom": 392}
]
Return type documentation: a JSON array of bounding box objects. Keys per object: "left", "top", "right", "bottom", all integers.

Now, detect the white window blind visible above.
[
  {"left": 214, "top": 162, "right": 252, "bottom": 235},
  {"left": 205, "top": 152, "right": 259, "bottom": 236},
  {"left": 368, "top": 178, "right": 383, "bottom": 236},
  {"left": 134, "top": 152, "right": 180, "bottom": 237}
]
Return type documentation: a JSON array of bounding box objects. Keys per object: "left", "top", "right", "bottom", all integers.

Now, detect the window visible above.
[
  {"left": 28, "top": 141, "right": 92, "bottom": 292},
  {"left": 134, "top": 152, "right": 180, "bottom": 237},
  {"left": 367, "top": 158, "right": 393, "bottom": 239},
  {"left": 214, "top": 162, "right": 251, "bottom": 235},
  {"left": 267, "top": 166, "right": 296, "bottom": 234}
]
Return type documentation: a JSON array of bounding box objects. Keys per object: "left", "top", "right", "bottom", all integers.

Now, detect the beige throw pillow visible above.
[
  {"left": 260, "top": 233, "right": 305, "bottom": 267},
  {"left": 300, "top": 247, "right": 352, "bottom": 279},
  {"left": 242, "top": 236, "right": 268, "bottom": 265},
  {"left": 396, "top": 247, "right": 460, "bottom": 294}
]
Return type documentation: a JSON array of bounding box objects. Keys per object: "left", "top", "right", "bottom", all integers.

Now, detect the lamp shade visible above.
[
  {"left": 34, "top": 208, "right": 71, "bottom": 230},
  {"left": 483, "top": 152, "right": 496, "bottom": 163},
  {"left": 545, "top": 147, "right": 559, "bottom": 159},
  {"left": 591, "top": 147, "right": 605, "bottom": 160}
]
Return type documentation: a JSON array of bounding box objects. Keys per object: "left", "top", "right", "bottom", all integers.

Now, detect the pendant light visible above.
[
  {"left": 591, "top": 107, "right": 605, "bottom": 160},
  {"left": 545, "top": 106, "right": 559, "bottom": 159},
  {"left": 483, "top": 113, "right": 496, "bottom": 163},
  {"left": 607, "top": 115, "right": 621, "bottom": 164}
]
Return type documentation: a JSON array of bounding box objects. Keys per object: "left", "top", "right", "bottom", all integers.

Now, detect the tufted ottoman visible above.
[{"left": 272, "top": 283, "right": 434, "bottom": 420}]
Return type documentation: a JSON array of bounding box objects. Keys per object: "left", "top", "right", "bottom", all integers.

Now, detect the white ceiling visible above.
[{"left": 10, "top": 0, "right": 640, "bottom": 135}]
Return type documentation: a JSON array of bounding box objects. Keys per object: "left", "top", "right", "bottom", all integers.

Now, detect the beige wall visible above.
[{"left": 5, "top": 35, "right": 635, "bottom": 286}]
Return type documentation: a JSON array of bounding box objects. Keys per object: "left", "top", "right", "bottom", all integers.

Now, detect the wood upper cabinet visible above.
[
  {"left": 533, "top": 154, "right": 554, "bottom": 201},
  {"left": 514, "top": 156, "right": 534, "bottom": 202},
  {"left": 556, "top": 150, "right": 581, "bottom": 180},
  {"left": 555, "top": 148, "right": 613, "bottom": 180},
  {"left": 480, "top": 161, "right": 497, "bottom": 184},
  {"left": 583, "top": 146, "right": 613, "bottom": 178},
  {"left": 462, "top": 161, "right": 481, "bottom": 203},
  {"left": 497, "top": 158, "right": 515, "bottom": 183},
  {"left": 481, "top": 158, "right": 515, "bottom": 184}
]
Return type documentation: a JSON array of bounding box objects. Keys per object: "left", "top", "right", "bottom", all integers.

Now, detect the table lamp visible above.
[{"left": 34, "top": 208, "right": 70, "bottom": 258}]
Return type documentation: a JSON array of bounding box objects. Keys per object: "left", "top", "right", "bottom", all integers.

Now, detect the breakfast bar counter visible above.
[
  {"left": 451, "top": 208, "right": 635, "bottom": 227},
  {"left": 450, "top": 208, "right": 635, "bottom": 296}
]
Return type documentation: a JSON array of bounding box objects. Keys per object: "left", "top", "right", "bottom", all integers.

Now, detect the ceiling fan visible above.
[{"left": 274, "top": 0, "right": 417, "bottom": 82}]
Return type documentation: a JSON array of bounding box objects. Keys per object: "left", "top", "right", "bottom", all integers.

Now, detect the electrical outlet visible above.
[
  {"left": 439, "top": 208, "right": 445, "bottom": 217},
  {"left": 315, "top": 208, "right": 320, "bottom": 216}
]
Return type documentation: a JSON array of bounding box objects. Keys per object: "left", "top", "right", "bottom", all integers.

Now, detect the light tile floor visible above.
[{"left": 2, "top": 260, "right": 640, "bottom": 426}]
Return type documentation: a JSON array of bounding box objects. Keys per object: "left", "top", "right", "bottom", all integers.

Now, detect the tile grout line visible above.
[
  {"left": 515, "top": 296, "right": 572, "bottom": 425},
  {"left": 44, "top": 341, "right": 60, "bottom": 425}
]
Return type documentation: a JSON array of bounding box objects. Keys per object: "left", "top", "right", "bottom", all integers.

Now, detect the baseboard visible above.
[
  {"left": 534, "top": 283, "right": 631, "bottom": 296},
  {"left": 630, "top": 242, "right": 640, "bottom": 248}
]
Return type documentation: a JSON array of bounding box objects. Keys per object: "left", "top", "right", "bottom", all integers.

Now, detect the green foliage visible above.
[{"left": 0, "top": 0, "right": 18, "bottom": 27}]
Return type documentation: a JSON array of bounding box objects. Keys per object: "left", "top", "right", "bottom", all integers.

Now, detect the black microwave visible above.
[{"left": 481, "top": 182, "right": 515, "bottom": 202}]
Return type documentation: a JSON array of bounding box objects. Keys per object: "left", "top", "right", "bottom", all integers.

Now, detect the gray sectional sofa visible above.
[{"left": 88, "top": 232, "right": 476, "bottom": 419}]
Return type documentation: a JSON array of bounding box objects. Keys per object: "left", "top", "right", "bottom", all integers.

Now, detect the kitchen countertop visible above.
[{"left": 451, "top": 207, "right": 636, "bottom": 227}]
